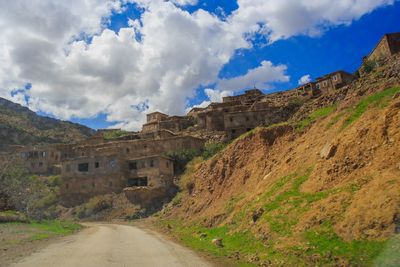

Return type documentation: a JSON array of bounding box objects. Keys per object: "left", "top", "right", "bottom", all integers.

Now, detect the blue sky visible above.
[{"left": 1, "top": 0, "right": 399, "bottom": 130}]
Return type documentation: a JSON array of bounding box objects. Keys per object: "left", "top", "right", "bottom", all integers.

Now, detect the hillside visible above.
[
  {"left": 0, "top": 98, "right": 95, "bottom": 150},
  {"left": 159, "top": 56, "right": 400, "bottom": 266}
]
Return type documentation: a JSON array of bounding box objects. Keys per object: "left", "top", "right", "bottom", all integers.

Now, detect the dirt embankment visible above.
[{"left": 160, "top": 57, "right": 400, "bottom": 267}]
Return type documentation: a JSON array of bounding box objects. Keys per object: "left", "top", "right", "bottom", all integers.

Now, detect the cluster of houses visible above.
[{"left": 11, "top": 32, "right": 400, "bottom": 208}]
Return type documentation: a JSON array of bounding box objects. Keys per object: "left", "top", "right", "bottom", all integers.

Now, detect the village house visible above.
[
  {"left": 366, "top": 32, "right": 400, "bottom": 62},
  {"left": 315, "top": 71, "right": 356, "bottom": 93}
]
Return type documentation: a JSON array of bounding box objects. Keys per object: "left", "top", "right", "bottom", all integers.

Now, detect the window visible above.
[
  {"left": 247, "top": 128, "right": 252, "bottom": 132},
  {"left": 144, "top": 145, "right": 147, "bottom": 149},
  {"left": 95, "top": 162, "right": 100, "bottom": 168},
  {"left": 231, "top": 129, "right": 236, "bottom": 134},
  {"left": 78, "top": 163, "right": 89, "bottom": 172},
  {"left": 150, "top": 160, "right": 154, "bottom": 167},
  {"left": 39, "top": 162, "right": 43, "bottom": 167},
  {"left": 332, "top": 75, "right": 338, "bottom": 81},
  {"left": 109, "top": 160, "right": 117, "bottom": 169},
  {"left": 127, "top": 177, "right": 148, "bottom": 187},
  {"left": 129, "top": 161, "right": 137, "bottom": 170},
  {"left": 323, "top": 81, "right": 328, "bottom": 87},
  {"left": 316, "top": 84, "right": 320, "bottom": 89},
  {"left": 229, "top": 117, "right": 233, "bottom": 122},
  {"left": 246, "top": 117, "right": 250, "bottom": 121},
  {"left": 81, "top": 152, "right": 85, "bottom": 156},
  {"left": 126, "top": 148, "right": 130, "bottom": 153}
]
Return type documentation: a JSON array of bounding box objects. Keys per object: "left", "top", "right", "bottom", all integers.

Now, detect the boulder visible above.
[
  {"left": 211, "top": 238, "right": 223, "bottom": 247},
  {"left": 320, "top": 143, "right": 337, "bottom": 159}
]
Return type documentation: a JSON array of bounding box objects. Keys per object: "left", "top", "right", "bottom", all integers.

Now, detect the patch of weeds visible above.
[
  {"left": 158, "top": 219, "right": 282, "bottom": 266},
  {"left": 103, "top": 129, "right": 129, "bottom": 140},
  {"left": 202, "top": 142, "right": 227, "bottom": 160},
  {"left": 342, "top": 87, "right": 400, "bottom": 129},
  {"left": 30, "top": 220, "right": 82, "bottom": 235},
  {"left": 303, "top": 221, "right": 387, "bottom": 266},
  {"left": 297, "top": 106, "right": 337, "bottom": 131}
]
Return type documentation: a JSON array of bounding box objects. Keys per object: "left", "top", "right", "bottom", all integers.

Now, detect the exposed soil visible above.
[{"left": 162, "top": 55, "right": 400, "bottom": 256}]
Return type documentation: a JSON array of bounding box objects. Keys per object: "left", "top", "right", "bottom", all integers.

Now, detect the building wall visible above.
[
  {"left": 316, "top": 72, "right": 355, "bottom": 93},
  {"left": 146, "top": 112, "right": 168, "bottom": 123},
  {"left": 60, "top": 155, "right": 174, "bottom": 206}
]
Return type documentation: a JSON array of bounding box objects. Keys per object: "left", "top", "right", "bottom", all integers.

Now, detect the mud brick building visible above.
[
  {"left": 142, "top": 112, "right": 195, "bottom": 133},
  {"left": 315, "top": 71, "right": 356, "bottom": 94},
  {"left": 60, "top": 154, "right": 174, "bottom": 206},
  {"left": 366, "top": 33, "right": 400, "bottom": 62}
]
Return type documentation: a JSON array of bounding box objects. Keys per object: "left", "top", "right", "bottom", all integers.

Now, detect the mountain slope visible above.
[
  {"left": 159, "top": 56, "right": 400, "bottom": 266},
  {"left": 0, "top": 98, "right": 95, "bottom": 150}
]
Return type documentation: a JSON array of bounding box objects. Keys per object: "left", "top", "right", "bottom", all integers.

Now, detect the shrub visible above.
[
  {"left": 166, "top": 149, "right": 202, "bottom": 174},
  {"left": 362, "top": 60, "right": 377, "bottom": 74},
  {"left": 201, "top": 142, "right": 227, "bottom": 160}
]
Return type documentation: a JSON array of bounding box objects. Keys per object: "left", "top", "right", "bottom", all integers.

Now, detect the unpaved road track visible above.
[{"left": 10, "top": 223, "right": 213, "bottom": 267}]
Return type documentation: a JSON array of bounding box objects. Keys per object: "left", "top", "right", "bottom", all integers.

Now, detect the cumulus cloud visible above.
[
  {"left": 0, "top": 0, "right": 395, "bottom": 130},
  {"left": 216, "top": 61, "right": 289, "bottom": 92},
  {"left": 298, "top": 74, "right": 312, "bottom": 85}
]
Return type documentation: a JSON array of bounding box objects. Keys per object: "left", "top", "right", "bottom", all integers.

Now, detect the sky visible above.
[{"left": 0, "top": 0, "right": 399, "bottom": 130}]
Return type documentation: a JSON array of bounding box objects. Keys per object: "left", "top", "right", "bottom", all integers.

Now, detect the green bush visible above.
[
  {"left": 201, "top": 142, "right": 227, "bottom": 160},
  {"left": 362, "top": 60, "right": 377, "bottom": 74},
  {"left": 166, "top": 149, "right": 202, "bottom": 174}
]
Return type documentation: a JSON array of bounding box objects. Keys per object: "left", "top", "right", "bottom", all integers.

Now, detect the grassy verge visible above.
[
  {"left": 0, "top": 220, "right": 82, "bottom": 243},
  {"left": 159, "top": 168, "right": 393, "bottom": 266}
]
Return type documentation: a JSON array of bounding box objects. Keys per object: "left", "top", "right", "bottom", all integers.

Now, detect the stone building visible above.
[
  {"left": 142, "top": 112, "right": 195, "bottom": 133},
  {"left": 315, "top": 71, "right": 356, "bottom": 93},
  {"left": 60, "top": 154, "right": 174, "bottom": 207},
  {"left": 366, "top": 32, "right": 400, "bottom": 61}
]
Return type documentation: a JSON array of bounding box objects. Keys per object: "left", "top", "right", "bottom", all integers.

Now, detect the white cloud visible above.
[
  {"left": 298, "top": 74, "right": 312, "bottom": 85},
  {"left": 0, "top": 0, "right": 396, "bottom": 130},
  {"left": 216, "top": 61, "right": 289, "bottom": 92}
]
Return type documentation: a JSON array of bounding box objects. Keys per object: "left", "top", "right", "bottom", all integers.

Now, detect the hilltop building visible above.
[{"left": 366, "top": 33, "right": 400, "bottom": 62}]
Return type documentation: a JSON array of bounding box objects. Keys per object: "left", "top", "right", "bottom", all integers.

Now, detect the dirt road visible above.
[{"left": 10, "top": 223, "right": 214, "bottom": 267}]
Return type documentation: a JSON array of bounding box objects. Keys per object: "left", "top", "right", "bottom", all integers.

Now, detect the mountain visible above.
[{"left": 0, "top": 97, "right": 96, "bottom": 150}]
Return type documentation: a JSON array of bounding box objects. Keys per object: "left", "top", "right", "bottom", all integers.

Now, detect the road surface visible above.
[{"left": 11, "top": 223, "right": 213, "bottom": 267}]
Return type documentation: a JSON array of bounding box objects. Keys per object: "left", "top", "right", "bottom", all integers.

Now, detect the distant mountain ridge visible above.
[{"left": 0, "top": 97, "right": 96, "bottom": 151}]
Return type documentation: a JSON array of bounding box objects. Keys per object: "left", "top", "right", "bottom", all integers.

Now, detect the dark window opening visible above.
[
  {"left": 81, "top": 152, "right": 85, "bottom": 156},
  {"left": 246, "top": 117, "right": 250, "bottom": 121},
  {"left": 129, "top": 162, "right": 137, "bottom": 170},
  {"left": 144, "top": 145, "right": 147, "bottom": 149},
  {"left": 229, "top": 117, "right": 233, "bottom": 122},
  {"left": 126, "top": 148, "right": 130, "bottom": 153},
  {"left": 150, "top": 160, "right": 154, "bottom": 167},
  {"left": 39, "top": 162, "right": 43, "bottom": 167},
  {"left": 231, "top": 129, "right": 236, "bottom": 134},
  {"left": 247, "top": 128, "right": 252, "bottom": 132},
  {"left": 128, "top": 177, "right": 148, "bottom": 187},
  {"left": 95, "top": 162, "right": 100, "bottom": 168},
  {"left": 78, "top": 163, "right": 89, "bottom": 172}
]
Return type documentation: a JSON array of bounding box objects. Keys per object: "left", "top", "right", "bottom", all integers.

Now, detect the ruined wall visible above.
[{"left": 368, "top": 35, "right": 392, "bottom": 61}]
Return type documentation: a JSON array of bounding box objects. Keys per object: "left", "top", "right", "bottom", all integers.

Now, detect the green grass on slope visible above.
[
  {"left": 161, "top": 167, "right": 393, "bottom": 266},
  {"left": 297, "top": 106, "right": 336, "bottom": 131},
  {"left": 342, "top": 87, "right": 400, "bottom": 129}
]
